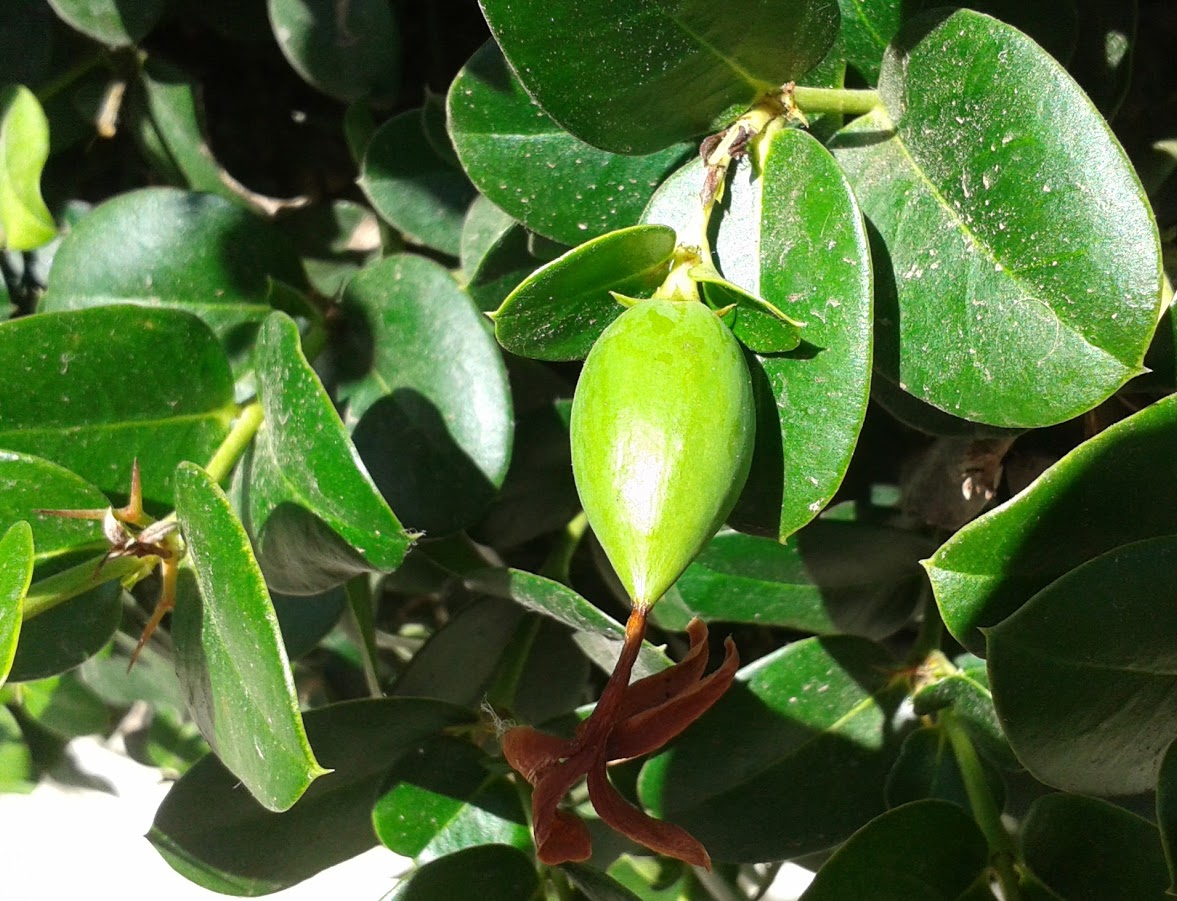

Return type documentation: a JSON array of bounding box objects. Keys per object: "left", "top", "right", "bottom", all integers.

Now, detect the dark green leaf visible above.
[
  {"left": 987, "top": 535, "right": 1177, "bottom": 795},
  {"left": 173, "top": 461, "right": 326, "bottom": 812},
  {"left": 277, "top": 199, "right": 378, "bottom": 297},
  {"left": 149, "top": 698, "right": 475, "bottom": 895},
  {"left": 672, "top": 523, "right": 932, "bottom": 639},
  {"left": 46, "top": 0, "right": 168, "bottom": 46},
  {"left": 645, "top": 128, "right": 873, "bottom": 540},
  {"left": 372, "top": 735, "right": 529, "bottom": 860},
  {"left": 359, "top": 109, "right": 475, "bottom": 256},
  {"left": 267, "top": 0, "right": 400, "bottom": 103},
  {"left": 830, "top": 9, "right": 1160, "bottom": 428},
  {"left": 9, "top": 581, "right": 121, "bottom": 682},
  {"left": 40, "top": 187, "right": 307, "bottom": 361},
  {"left": 0, "top": 306, "right": 234, "bottom": 507},
  {"left": 421, "top": 90, "right": 458, "bottom": 168},
  {"left": 0, "top": 521, "right": 33, "bottom": 687},
  {"left": 271, "top": 586, "right": 346, "bottom": 660},
  {"left": 447, "top": 42, "right": 692, "bottom": 244},
  {"left": 0, "top": 451, "right": 108, "bottom": 564},
  {"left": 391, "top": 596, "right": 524, "bottom": 706},
  {"left": 563, "top": 862, "right": 645, "bottom": 901},
  {"left": 477, "top": 0, "right": 839, "bottom": 153},
  {"left": 885, "top": 726, "right": 1004, "bottom": 817},
  {"left": 460, "top": 200, "right": 544, "bottom": 313},
  {"left": 799, "top": 800, "right": 987, "bottom": 901},
  {"left": 1157, "top": 738, "right": 1177, "bottom": 894},
  {"left": 1022, "top": 793, "right": 1169, "bottom": 901},
  {"left": 463, "top": 567, "right": 671, "bottom": 678},
  {"left": 493, "top": 225, "right": 675, "bottom": 361},
  {"left": 0, "top": 705, "right": 33, "bottom": 791},
  {"left": 0, "top": 85, "right": 54, "bottom": 251},
  {"left": 927, "top": 393, "right": 1177, "bottom": 654},
  {"left": 337, "top": 255, "right": 513, "bottom": 536},
  {"left": 18, "top": 671, "right": 109, "bottom": 738},
  {"left": 390, "top": 844, "right": 537, "bottom": 901},
  {"left": 639, "top": 636, "right": 908, "bottom": 861},
  {"left": 913, "top": 655, "right": 1015, "bottom": 769},
  {"left": 244, "top": 312, "right": 411, "bottom": 594},
  {"left": 694, "top": 266, "right": 801, "bottom": 354},
  {"left": 835, "top": 0, "right": 905, "bottom": 83}
]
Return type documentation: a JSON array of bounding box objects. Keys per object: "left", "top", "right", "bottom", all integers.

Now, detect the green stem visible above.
[
  {"left": 793, "top": 85, "right": 881, "bottom": 116},
  {"left": 942, "top": 711, "right": 1021, "bottom": 900},
  {"left": 204, "top": 401, "right": 264, "bottom": 484},
  {"left": 23, "top": 555, "right": 146, "bottom": 621},
  {"left": 538, "top": 512, "right": 587, "bottom": 585},
  {"left": 345, "top": 575, "right": 382, "bottom": 699}
]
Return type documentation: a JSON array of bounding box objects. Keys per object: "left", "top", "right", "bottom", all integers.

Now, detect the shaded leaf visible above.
[
  {"left": 338, "top": 255, "right": 513, "bottom": 536},
  {"left": 267, "top": 0, "right": 399, "bottom": 103},
  {"left": 173, "top": 461, "right": 326, "bottom": 812},
  {"left": 494, "top": 224, "right": 675, "bottom": 361},
  {"left": 149, "top": 698, "right": 475, "bottom": 895},
  {"left": 927, "top": 393, "right": 1177, "bottom": 654},
  {"left": 372, "top": 735, "right": 530, "bottom": 861},
  {"left": 830, "top": 9, "right": 1160, "bottom": 428},
  {"left": 639, "top": 636, "right": 909, "bottom": 861},
  {"left": 0, "top": 85, "right": 54, "bottom": 250},
  {"left": 671, "top": 523, "right": 932, "bottom": 639},
  {"left": 987, "top": 535, "right": 1177, "bottom": 795},
  {"left": 0, "top": 306, "right": 235, "bottom": 506},
  {"left": 359, "top": 109, "right": 475, "bottom": 256},
  {"left": 390, "top": 844, "right": 537, "bottom": 901},
  {"left": 477, "top": 0, "right": 839, "bottom": 153},
  {"left": 46, "top": 0, "right": 168, "bottom": 46},
  {"left": 1157, "top": 738, "right": 1177, "bottom": 895},
  {"left": 799, "top": 800, "right": 987, "bottom": 901},
  {"left": 244, "top": 312, "right": 411, "bottom": 594},
  {"left": 913, "top": 655, "right": 1015, "bottom": 769},
  {"left": 40, "top": 187, "right": 307, "bottom": 362},
  {"left": 0, "top": 451, "right": 107, "bottom": 565},
  {"left": 448, "top": 42, "right": 692, "bottom": 245},
  {"left": 1022, "top": 793, "right": 1169, "bottom": 901},
  {"left": 885, "top": 726, "right": 1004, "bottom": 817},
  {"left": 8, "top": 581, "right": 121, "bottom": 682}
]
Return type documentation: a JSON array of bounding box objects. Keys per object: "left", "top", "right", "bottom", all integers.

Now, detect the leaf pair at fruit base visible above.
[{"left": 502, "top": 617, "right": 738, "bottom": 867}]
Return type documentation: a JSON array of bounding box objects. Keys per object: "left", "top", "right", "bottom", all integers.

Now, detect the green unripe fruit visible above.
[{"left": 570, "top": 297, "right": 755, "bottom": 609}]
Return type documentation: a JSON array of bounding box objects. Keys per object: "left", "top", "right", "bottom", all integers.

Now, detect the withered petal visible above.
[
  {"left": 501, "top": 726, "right": 573, "bottom": 783},
  {"left": 617, "top": 618, "right": 711, "bottom": 719},
  {"left": 530, "top": 747, "right": 599, "bottom": 849},
  {"left": 606, "top": 636, "right": 738, "bottom": 761},
  {"left": 586, "top": 755, "right": 711, "bottom": 869},
  {"left": 535, "top": 809, "right": 593, "bottom": 865}
]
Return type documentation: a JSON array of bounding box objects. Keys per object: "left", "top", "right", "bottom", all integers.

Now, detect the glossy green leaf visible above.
[
  {"left": 987, "top": 535, "right": 1177, "bottom": 795},
  {"left": 0, "top": 306, "right": 235, "bottom": 506},
  {"left": 372, "top": 735, "right": 529, "bottom": 861},
  {"left": 913, "top": 654, "right": 1015, "bottom": 769},
  {"left": 493, "top": 225, "right": 675, "bottom": 361},
  {"left": 447, "top": 42, "right": 692, "bottom": 245},
  {"left": 693, "top": 266, "right": 801, "bottom": 354},
  {"left": 8, "top": 581, "right": 121, "bottom": 682},
  {"left": 0, "top": 85, "right": 54, "bottom": 251},
  {"left": 173, "top": 461, "right": 326, "bottom": 812},
  {"left": 0, "top": 521, "right": 33, "bottom": 687},
  {"left": 835, "top": 0, "right": 905, "bottom": 83},
  {"left": 337, "top": 255, "right": 513, "bottom": 536},
  {"left": 244, "top": 312, "right": 411, "bottom": 594},
  {"left": 463, "top": 567, "right": 671, "bottom": 678},
  {"left": 267, "top": 0, "right": 400, "bottom": 103},
  {"left": 927, "top": 393, "right": 1177, "bottom": 654},
  {"left": 46, "top": 0, "right": 168, "bottom": 46},
  {"left": 639, "top": 636, "right": 908, "bottom": 861},
  {"left": 1022, "top": 793, "right": 1169, "bottom": 901},
  {"left": 461, "top": 195, "right": 517, "bottom": 280},
  {"left": 1158, "top": 738, "right": 1177, "bottom": 894},
  {"left": 671, "top": 523, "right": 933, "bottom": 639},
  {"left": 830, "top": 9, "right": 1160, "bottom": 428},
  {"left": 18, "top": 671, "right": 110, "bottom": 738},
  {"left": 390, "top": 844, "right": 537, "bottom": 901},
  {"left": 799, "top": 800, "right": 987, "bottom": 901},
  {"left": 477, "top": 0, "right": 839, "bottom": 153},
  {"left": 885, "top": 726, "right": 1004, "bottom": 816},
  {"left": 359, "top": 110, "right": 475, "bottom": 256},
  {"left": 0, "top": 452, "right": 107, "bottom": 564},
  {"left": 391, "top": 596, "right": 525, "bottom": 706},
  {"left": 645, "top": 128, "right": 873, "bottom": 540},
  {"left": 149, "top": 698, "right": 475, "bottom": 895},
  {"left": 40, "top": 187, "right": 307, "bottom": 358}
]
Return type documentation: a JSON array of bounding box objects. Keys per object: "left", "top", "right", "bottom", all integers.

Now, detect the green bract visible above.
[{"left": 570, "top": 298, "right": 754, "bottom": 608}]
